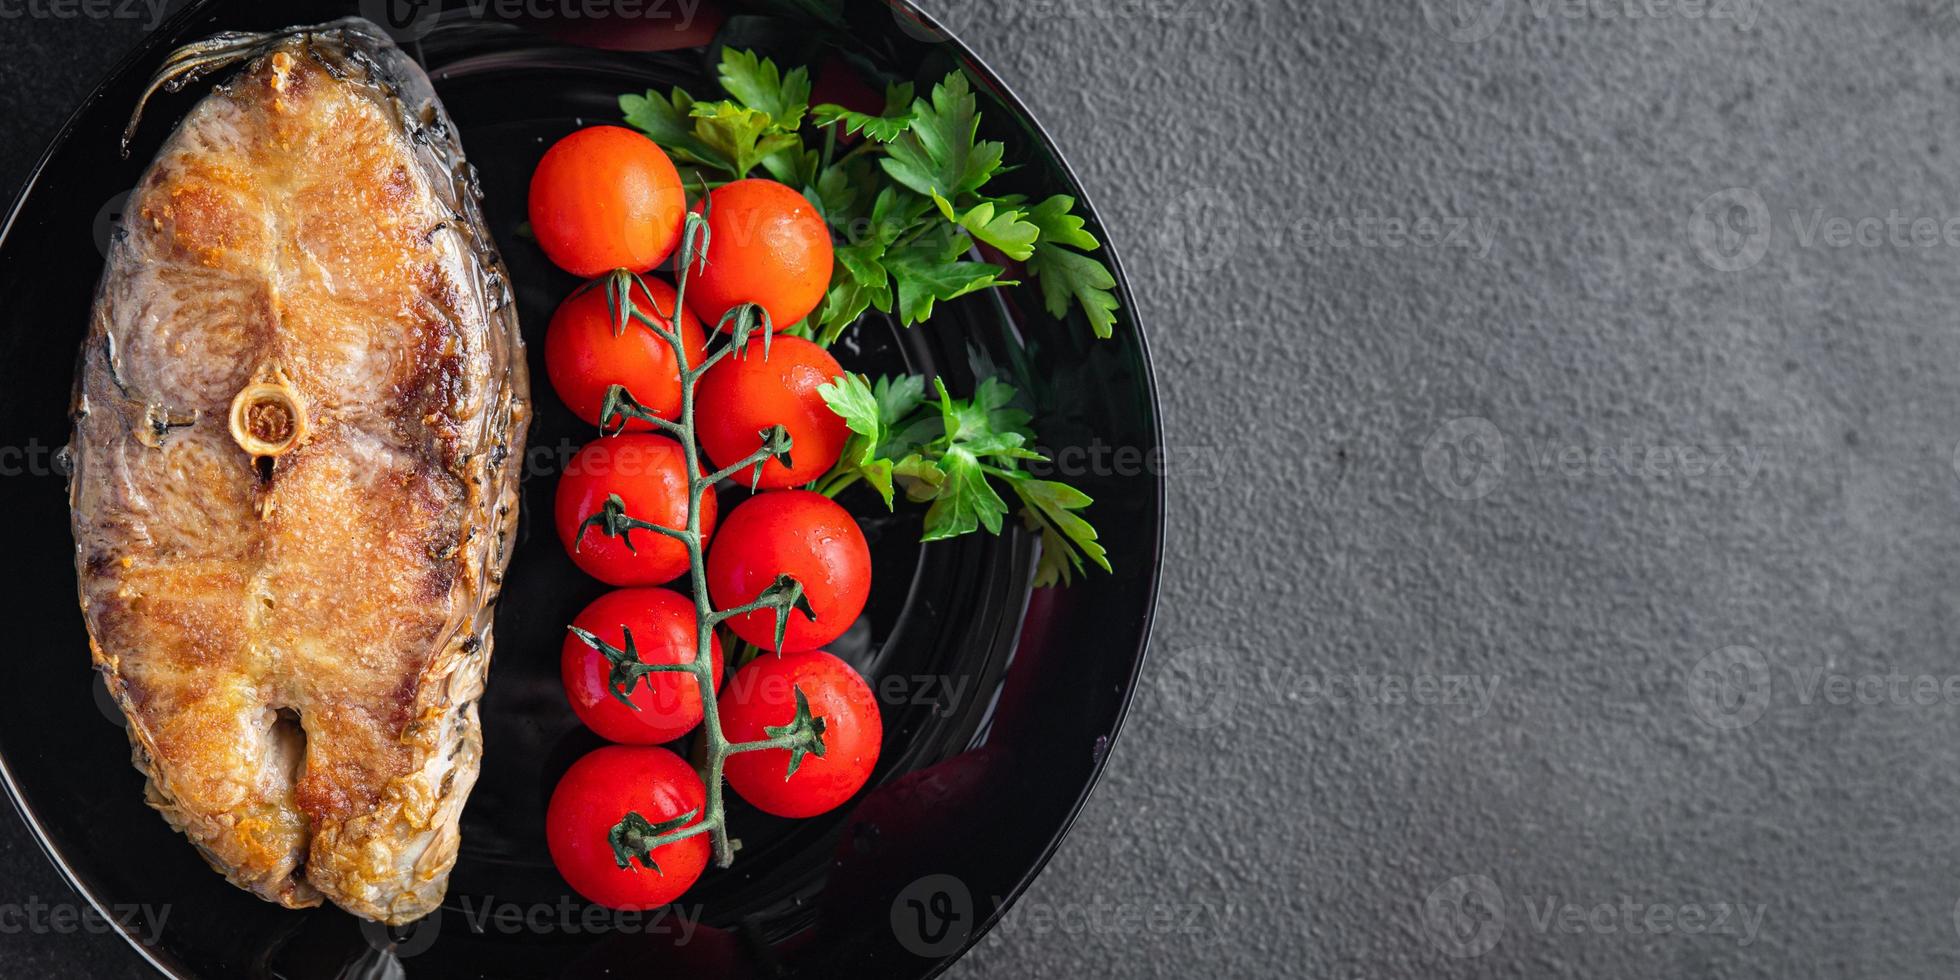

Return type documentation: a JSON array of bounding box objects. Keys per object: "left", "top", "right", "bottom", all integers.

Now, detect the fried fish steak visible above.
[{"left": 67, "top": 19, "right": 528, "bottom": 924}]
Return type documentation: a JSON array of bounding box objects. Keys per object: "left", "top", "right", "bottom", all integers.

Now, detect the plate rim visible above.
[{"left": 0, "top": 1, "right": 1166, "bottom": 976}]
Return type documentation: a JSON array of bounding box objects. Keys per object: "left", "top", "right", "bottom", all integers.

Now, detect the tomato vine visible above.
[{"left": 570, "top": 207, "right": 828, "bottom": 872}]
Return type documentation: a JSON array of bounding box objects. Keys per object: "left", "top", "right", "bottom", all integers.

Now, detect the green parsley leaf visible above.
[
  {"left": 629, "top": 59, "right": 1117, "bottom": 346},
  {"left": 816, "top": 373, "right": 931, "bottom": 507},
  {"left": 1006, "top": 475, "right": 1111, "bottom": 587},
  {"left": 620, "top": 89, "right": 732, "bottom": 173},
  {"left": 1022, "top": 194, "right": 1120, "bottom": 338},
  {"left": 1025, "top": 194, "right": 1102, "bottom": 251},
  {"left": 717, "top": 48, "right": 812, "bottom": 131},
  {"left": 923, "top": 445, "right": 1008, "bottom": 539},
  {"left": 892, "top": 454, "right": 946, "bottom": 502},
  {"left": 874, "top": 374, "right": 929, "bottom": 429},
  {"left": 879, "top": 72, "right": 1005, "bottom": 199},
  {"left": 811, "top": 163, "right": 856, "bottom": 222},
  {"left": 818, "top": 373, "right": 882, "bottom": 441},
  {"left": 932, "top": 190, "right": 1039, "bottom": 261},
  {"left": 883, "top": 230, "right": 1014, "bottom": 326},
  {"left": 688, "top": 101, "right": 802, "bottom": 182},
  {"left": 812, "top": 81, "right": 917, "bottom": 142},
  {"left": 1027, "top": 241, "right": 1120, "bottom": 339}
]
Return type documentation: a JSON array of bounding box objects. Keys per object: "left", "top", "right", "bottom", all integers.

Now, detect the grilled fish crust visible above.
[{"left": 68, "top": 19, "right": 528, "bottom": 924}]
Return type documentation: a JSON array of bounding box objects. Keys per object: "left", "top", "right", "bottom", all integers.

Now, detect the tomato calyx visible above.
[
  {"left": 759, "top": 686, "right": 828, "bottom": 777},
  {"left": 609, "top": 807, "right": 701, "bottom": 873},
  {"left": 575, "top": 493, "right": 682, "bottom": 554},
  {"left": 717, "top": 424, "right": 795, "bottom": 490},
  {"left": 711, "top": 301, "right": 775, "bottom": 343},
  {"left": 567, "top": 624, "right": 691, "bottom": 709},
  {"left": 713, "top": 572, "right": 818, "bottom": 653},
  {"left": 598, "top": 383, "right": 675, "bottom": 436}
]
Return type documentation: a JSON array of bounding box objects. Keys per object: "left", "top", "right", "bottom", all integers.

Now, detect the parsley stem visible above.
[{"left": 811, "top": 469, "right": 861, "bottom": 499}]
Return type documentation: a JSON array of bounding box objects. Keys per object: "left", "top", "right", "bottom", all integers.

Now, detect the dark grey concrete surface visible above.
[{"left": 8, "top": 0, "right": 1960, "bottom": 976}]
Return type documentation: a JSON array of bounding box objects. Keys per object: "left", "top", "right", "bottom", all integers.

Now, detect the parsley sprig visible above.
[
  {"left": 619, "top": 48, "right": 1121, "bottom": 342},
  {"left": 814, "top": 372, "right": 1109, "bottom": 588}
]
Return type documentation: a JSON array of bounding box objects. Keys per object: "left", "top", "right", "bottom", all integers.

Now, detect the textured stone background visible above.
[{"left": 9, "top": 0, "right": 1960, "bottom": 976}]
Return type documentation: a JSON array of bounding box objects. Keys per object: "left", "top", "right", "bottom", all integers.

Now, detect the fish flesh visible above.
[{"left": 67, "top": 18, "right": 527, "bottom": 924}]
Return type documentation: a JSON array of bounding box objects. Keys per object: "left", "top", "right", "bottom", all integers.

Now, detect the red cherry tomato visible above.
[
  {"left": 696, "top": 336, "right": 849, "bottom": 489},
  {"left": 545, "top": 277, "right": 707, "bottom": 430},
  {"left": 720, "top": 650, "right": 882, "bottom": 818},
  {"left": 529, "top": 126, "right": 685, "bottom": 277},
  {"left": 546, "top": 745, "right": 709, "bottom": 910},
  {"left": 706, "top": 491, "right": 870, "bottom": 652},
  {"left": 563, "top": 588, "right": 723, "bottom": 744},
  {"left": 555, "top": 434, "right": 716, "bottom": 586},
  {"left": 685, "top": 179, "right": 834, "bottom": 331}
]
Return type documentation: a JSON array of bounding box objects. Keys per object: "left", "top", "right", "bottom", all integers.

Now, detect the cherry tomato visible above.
[
  {"left": 685, "top": 179, "right": 834, "bottom": 331},
  {"left": 707, "top": 491, "right": 870, "bottom": 652},
  {"left": 563, "top": 588, "right": 723, "bottom": 744},
  {"left": 547, "top": 745, "right": 709, "bottom": 910},
  {"left": 529, "top": 126, "right": 685, "bottom": 277},
  {"left": 556, "top": 434, "right": 716, "bottom": 586},
  {"left": 720, "top": 650, "right": 882, "bottom": 818},
  {"left": 696, "top": 336, "right": 849, "bottom": 489},
  {"left": 545, "top": 277, "right": 707, "bottom": 430}
]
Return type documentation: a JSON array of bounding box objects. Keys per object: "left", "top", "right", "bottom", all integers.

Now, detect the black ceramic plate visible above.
[{"left": 0, "top": 2, "right": 1160, "bottom": 977}]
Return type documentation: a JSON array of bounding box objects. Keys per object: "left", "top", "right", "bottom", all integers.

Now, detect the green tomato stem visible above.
[{"left": 592, "top": 211, "right": 824, "bottom": 872}]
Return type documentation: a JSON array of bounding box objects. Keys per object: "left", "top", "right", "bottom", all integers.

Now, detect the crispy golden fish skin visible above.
[{"left": 67, "top": 19, "right": 528, "bottom": 924}]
